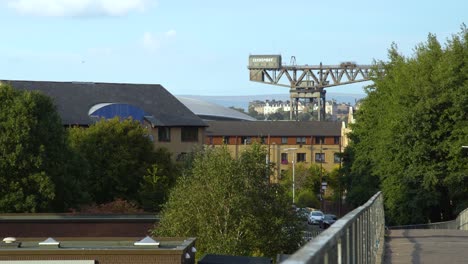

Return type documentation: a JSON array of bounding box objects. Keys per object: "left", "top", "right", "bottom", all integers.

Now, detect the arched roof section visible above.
[{"left": 88, "top": 103, "right": 149, "bottom": 122}]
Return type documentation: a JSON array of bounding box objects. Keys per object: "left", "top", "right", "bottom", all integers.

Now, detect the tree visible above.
[
  {"left": 345, "top": 27, "right": 468, "bottom": 225},
  {"left": 68, "top": 117, "right": 157, "bottom": 204},
  {"left": 280, "top": 163, "right": 323, "bottom": 204},
  {"left": 228, "top": 106, "right": 247, "bottom": 114},
  {"left": 0, "top": 84, "right": 85, "bottom": 212},
  {"left": 139, "top": 147, "right": 179, "bottom": 212},
  {"left": 154, "top": 145, "right": 302, "bottom": 258}
]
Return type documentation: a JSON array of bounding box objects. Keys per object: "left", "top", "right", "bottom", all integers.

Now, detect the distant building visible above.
[
  {"left": 204, "top": 120, "right": 345, "bottom": 182},
  {"left": 0, "top": 236, "right": 196, "bottom": 264},
  {"left": 3, "top": 80, "right": 207, "bottom": 160},
  {"left": 250, "top": 100, "right": 305, "bottom": 115}
]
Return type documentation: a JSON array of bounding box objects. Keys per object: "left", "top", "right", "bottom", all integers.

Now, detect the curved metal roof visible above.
[{"left": 176, "top": 96, "right": 255, "bottom": 121}]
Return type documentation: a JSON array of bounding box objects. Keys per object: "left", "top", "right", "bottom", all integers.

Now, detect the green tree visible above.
[
  {"left": 154, "top": 145, "right": 302, "bottom": 258},
  {"left": 0, "top": 84, "right": 85, "bottom": 212},
  {"left": 345, "top": 27, "right": 468, "bottom": 225},
  {"left": 139, "top": 148, "right": 179, "bottom": 212},
  {"left": 68, "top": 117, "right": 157, "bottom": 204}
]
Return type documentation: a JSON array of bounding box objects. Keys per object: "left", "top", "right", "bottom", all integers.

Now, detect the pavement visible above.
[{"left": 384, "top": 229, "right": 468, "bottom": 264}]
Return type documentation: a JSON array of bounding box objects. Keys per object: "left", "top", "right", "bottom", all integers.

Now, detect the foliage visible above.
[
  {"left": 0, "top": 84, "right": 86, "bottom": 212},
  {"left": 68, "top": 117, "right": 157, "bottom": 204},
  {"left": 228, "top": 106, "right": 247, "bottom": 114},
  {"left": 76, "top": 198, "right": 144, "bottom": 214},
  {"left": 154, "top": 145, "right": 302, "bottom": 258},
  {"left": 139, "top": 148, "right": 179, "bottom": 212},
  {"left": 280, "top": 163, "right": 324, "bottom": 204},
  {"left": 297, "top": 190, "right": 320, "bottom": 208},
  {"left": 344, "top": 27, "right": 468, "bottom": 225}
]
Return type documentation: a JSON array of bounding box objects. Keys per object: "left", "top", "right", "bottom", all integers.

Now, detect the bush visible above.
[{"left": 297, "top": 190, "right": 319, "bottom": 208}]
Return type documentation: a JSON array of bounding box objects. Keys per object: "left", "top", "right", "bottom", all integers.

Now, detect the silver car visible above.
[{"left": 308, "top": 210, "right": 324, "bottom": 225}]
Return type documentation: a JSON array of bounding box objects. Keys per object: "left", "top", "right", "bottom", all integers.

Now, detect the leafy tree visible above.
[
  {"left": 0, "top": 84, "right": 85, "bottom": 212},
  {"left": 345, "top": 27, "right": 468, "bottom": 225},
  {"left": 139, "top": 148, "right": 179, "bottom": 212},
  {"left": 248, "top": 106, "right": 264, "bottom": 120},
  {"left": 154, "top": 145, "right": 302, "bottom": 258},
  {"left": 280, "top": 163, "right": 323, "bottom": 204},
  {"left": 297, "top": 190, "right": 320, "bottom": 208},
  {"left": 68, "top": 118, "right": 157, "bottom": 204},
  {"left": 228, "top": 106, "right": 247, "bottom": 114},
  {"left": 76, "top": 198, "right": 144, "bottom": 214}
]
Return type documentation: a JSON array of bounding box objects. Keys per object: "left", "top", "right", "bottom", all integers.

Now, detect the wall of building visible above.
[
  {"left": 149, "top": 127, "right": 205, "bottom": 160},
  {"left": 205, "top": 136, "right": 343, "bottom": 182}
]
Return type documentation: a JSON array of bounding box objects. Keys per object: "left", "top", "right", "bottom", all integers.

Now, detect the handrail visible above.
[
  {"left": 388, "top": 207, "right": 468, "bottom": 230},
  {"left": 283, "top": 192, "right": 385, "bottom": 264}
]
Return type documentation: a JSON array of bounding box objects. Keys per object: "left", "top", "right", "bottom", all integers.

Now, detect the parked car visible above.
[
  {"left": 320, "top": 214, "right": 337, "bottom": 229},
  {"left": 296, "top": 208, "right": 310, "bottom": 221},
  {"left": 307, "top": 210, "right": 324, "bottom": 225}
]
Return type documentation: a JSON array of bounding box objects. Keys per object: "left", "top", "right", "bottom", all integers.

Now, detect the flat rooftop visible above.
[{"left": 0, "top": 237, "right": 195, "bottom": 252}]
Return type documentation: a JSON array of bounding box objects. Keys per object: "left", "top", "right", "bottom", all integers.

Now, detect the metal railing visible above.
[
  {"left": 455, "top": 207, "right": 468, "bottom": 230},
  {"left": 388, "top": 207, "right": 468, "bottom": 231},
  {"left": 283, "top": 192, "right": 385, "bottom": 264}
]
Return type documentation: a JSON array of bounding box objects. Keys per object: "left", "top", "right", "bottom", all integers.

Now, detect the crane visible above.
[{"left": 248, "top": 55, "right": 384, "bottom": 121}]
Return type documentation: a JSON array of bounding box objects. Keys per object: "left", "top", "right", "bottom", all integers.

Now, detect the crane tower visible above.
[{"left": 248, "top": 55, "right": 383, "bottom": 121}]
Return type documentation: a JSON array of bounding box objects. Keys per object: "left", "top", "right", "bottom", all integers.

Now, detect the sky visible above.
[{"left": 0, "top": 0, "right": 466, "bottom": 96}]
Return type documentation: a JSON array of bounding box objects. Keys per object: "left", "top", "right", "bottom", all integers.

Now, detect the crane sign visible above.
[{"left": 248, "top": 55, "right": 384, "bottom": 121}]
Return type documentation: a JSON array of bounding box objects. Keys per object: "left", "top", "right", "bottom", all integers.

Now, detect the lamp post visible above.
[
  {"left": 319, "top": 142, "right": 329, "bottom": 211},
  {"left": 284, "top": 148, "right": 298, "bottom": 205}
]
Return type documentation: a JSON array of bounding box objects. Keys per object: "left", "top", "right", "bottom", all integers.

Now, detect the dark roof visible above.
[
  {"left": 205, "top": 121, "right": 341, "bottom": 136},
  {"left": 3, "top": 80, "right": 206, "bottom": 127}
]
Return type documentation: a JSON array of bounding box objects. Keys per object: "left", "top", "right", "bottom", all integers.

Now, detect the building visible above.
[
  {"left": 3, "top": 80, "right": 207, "bottom": 160},
  {"left": 0, "top": 236, "right": 196, "bottom": 264},
  {"left": 250, "top": 100, "right": 305, "bottom": 115},
  {"left": 0, "top": 214, "right": 158, "bottom": 237},
  {"left": 204, "top": 121, "right": 344, "bottom": 181},
  {"left": 176, "top": 96, "right": 255, "bottom": 121}
]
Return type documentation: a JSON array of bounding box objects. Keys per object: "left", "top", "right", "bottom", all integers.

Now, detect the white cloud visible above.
[
  {"left": 142, "top": 32, "right": 160, "bottom": 52},
  {"left": 165, "top": 29, "right": 176, "bottom": 37},
  {"left": 7, "top": 0, "right": 154, "bottom": 17},
  {"left": 141, "top": 30, "right": 176, "bottom": 52}
]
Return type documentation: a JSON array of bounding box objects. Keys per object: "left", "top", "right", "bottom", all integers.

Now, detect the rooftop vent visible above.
[
  {"left": 2, "top": 237, "right": 16, "bottom": 244},
  {"left": 134, "top": 236, "right": 159, "bottom": 248},
  {"left": 1, "top": 237, "right": 21, "bottom": 248},
  {"left": 39, "top": 237, "right": 60, "bottom": 248}
]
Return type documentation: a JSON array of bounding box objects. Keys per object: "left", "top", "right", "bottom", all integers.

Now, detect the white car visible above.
[{"left": 308, "top": 210, "right": 324, "bottom": 225}]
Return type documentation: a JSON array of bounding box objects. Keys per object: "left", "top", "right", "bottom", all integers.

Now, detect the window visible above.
[
  {"left": 334, "top": 153, "right": 342, "bottom": 163},
  {"left": 315, "top": 153, "right": 325, "bottom": 163},
  {"left": 261, "top": 136, "right": 267, "bottom": 144},
  {"left": 296, "top": 137, "right": 306, "bottom": 144},
  {"left": 281, "top": 137, "right": 288, "bottom": 144},
  {"left": 315, "top": 136, "right": 325, "bottom": 144},
  {"left": 223, "top": 136, "right": 230, "bottom": 144},
  {"left": 208, "top": 136, "right": 213, "bottom": 145},
  {"left": 158, "top": 127, "right": 171, "bottom": 142},
  {"left": 181, "top": 127, "right": 198, "bottom": 142},
  {"left": 297, "top": 153, "right": 306, "bottom": 162},
  {"left": 281, "top": 153, "right": 288, "bottom": 164},
  {"left": 241, "top": 136, "right": 251, "bottom": 144},
  {"left": 334, "top": 136, "right": 340, "bottom": 144}
]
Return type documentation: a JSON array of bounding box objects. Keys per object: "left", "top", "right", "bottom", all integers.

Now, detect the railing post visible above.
[{"left": 282, "top": 192, "right": 385, "bottom": 264}]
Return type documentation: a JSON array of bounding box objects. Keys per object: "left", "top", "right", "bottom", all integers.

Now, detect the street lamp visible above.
[
  {"left": 283, "top": 147, "right": 298, "bottom": 205},
  {"left": 319, "top": 142, "right": 329, "bottom": 211}
]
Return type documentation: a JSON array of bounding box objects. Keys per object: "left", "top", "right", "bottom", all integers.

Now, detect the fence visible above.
[
  {"left": 283, "top": 192, "right": 385, "bottom": 264},
  {"left": 388, "top": 207, "right": 468, "bottom": 231}
]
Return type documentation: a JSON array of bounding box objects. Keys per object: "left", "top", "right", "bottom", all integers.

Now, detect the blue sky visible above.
[{"left": 0, "top": 0, "right": 466, "bottom": 96}]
